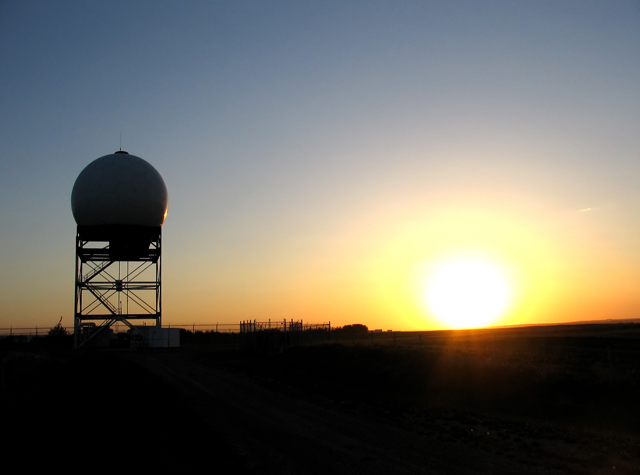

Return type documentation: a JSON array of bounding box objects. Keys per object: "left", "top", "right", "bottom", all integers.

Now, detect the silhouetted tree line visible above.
[{"left": 333, "top": 324, "right": 369, "bottom": 334}]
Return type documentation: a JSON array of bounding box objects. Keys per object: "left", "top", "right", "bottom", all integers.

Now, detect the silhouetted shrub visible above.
[
  {"left": 44, "top": 317, "right": 72, "bottom": 351},
  {"left": 48, "top": 318, "right": 68, "bottom": 338},
  {"left": 335, "top": 324, "right": 369, "bottom": 334}
]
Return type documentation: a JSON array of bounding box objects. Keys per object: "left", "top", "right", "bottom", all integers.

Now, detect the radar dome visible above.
[{"left": 71, "top": 151, "right": 168, "bottom": 227}]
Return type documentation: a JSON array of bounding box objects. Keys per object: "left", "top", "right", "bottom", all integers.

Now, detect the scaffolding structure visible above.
[{"left": 74, "top": 225, "right": 162, "bottom": 348}]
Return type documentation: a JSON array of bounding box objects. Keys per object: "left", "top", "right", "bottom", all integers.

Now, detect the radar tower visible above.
[{"left": 71, "top": 150, "right": 169, "bottom": 348}]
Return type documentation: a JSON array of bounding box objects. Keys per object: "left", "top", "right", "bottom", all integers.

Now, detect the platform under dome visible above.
[{"left": 71, "top": 151, "right": 168, "bottom": 227}]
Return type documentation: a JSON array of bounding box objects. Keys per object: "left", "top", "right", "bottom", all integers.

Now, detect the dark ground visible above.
[
  {"left": 3, "top": 323, "right": 640, "bottom": 473},
  {"left": 3, "top": 349, "right": 240, "bottom": 471}
]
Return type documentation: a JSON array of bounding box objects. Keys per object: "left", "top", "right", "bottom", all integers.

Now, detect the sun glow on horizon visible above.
[{"left": 421, "top": 254, "right": 514, "bottom": 329}]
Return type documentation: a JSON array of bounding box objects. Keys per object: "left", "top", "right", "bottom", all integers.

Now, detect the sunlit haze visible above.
[{"left": 1, "top": 1, "right": 640, "bottom": 332}]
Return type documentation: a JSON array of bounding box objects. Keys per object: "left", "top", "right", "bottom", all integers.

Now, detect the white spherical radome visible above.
[{"left": 71, "top": 151, "right": 168, "bottom": 227}]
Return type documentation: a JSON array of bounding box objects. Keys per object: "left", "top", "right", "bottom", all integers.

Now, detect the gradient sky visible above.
[{"left": 1, "top": 0, "right": 640, "bottom": 332}]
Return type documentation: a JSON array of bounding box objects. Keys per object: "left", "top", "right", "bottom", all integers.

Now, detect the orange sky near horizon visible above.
[{"left": 162, "top": 190, "right": 640, "bottom": 331}]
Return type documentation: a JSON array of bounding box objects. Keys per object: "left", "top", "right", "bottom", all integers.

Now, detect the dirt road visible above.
[{"left": 126, "top": 350, "right": 565, "bottom": 475}]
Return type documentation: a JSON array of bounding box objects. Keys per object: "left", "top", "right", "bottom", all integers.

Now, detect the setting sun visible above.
[{"left": 422, "top": 256, "right": 513, "bottom": 329}]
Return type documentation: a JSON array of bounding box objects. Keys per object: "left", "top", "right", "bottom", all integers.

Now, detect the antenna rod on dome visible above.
[{"left": 119, "top": 132, "right": 122, "bottom": 151}]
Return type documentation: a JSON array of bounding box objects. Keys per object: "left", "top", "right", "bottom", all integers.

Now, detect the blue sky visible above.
[{"left": 1, "top": 1, "right": 640, "bottom": 332}]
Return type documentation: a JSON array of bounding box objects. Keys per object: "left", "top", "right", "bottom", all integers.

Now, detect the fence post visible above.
[{"left": 608, "top": 346, "right": 613, "bottom": 387}]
